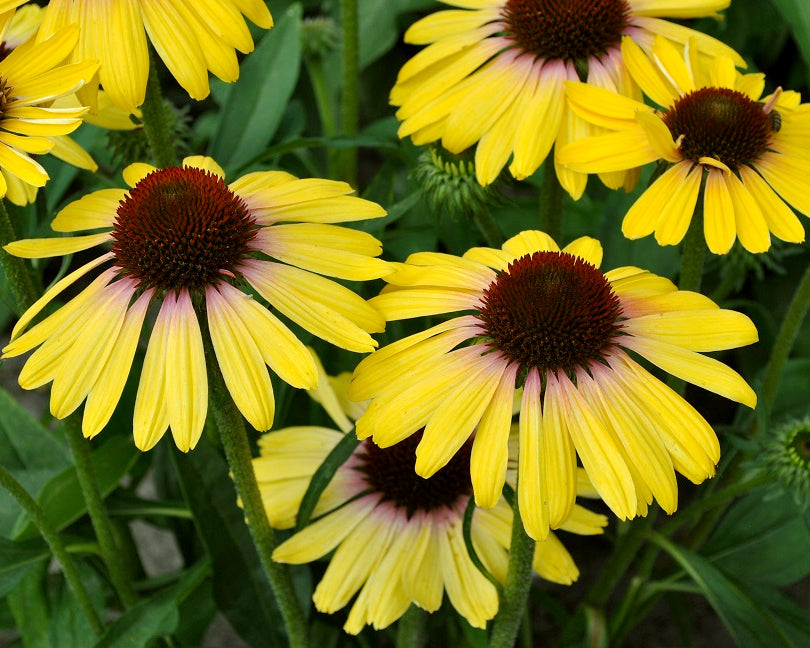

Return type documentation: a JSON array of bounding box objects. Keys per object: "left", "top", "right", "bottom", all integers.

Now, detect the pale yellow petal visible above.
[
  {"left": 703, "top": 168, "right": 736, "bottom": 254},
  {"left": 165, "top": 290, "right": 207, "bottom": 451}
]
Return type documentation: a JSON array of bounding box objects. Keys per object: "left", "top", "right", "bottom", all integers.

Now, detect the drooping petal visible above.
[{"left": 165, "top": 289, "right": 207, "bottom": 452}]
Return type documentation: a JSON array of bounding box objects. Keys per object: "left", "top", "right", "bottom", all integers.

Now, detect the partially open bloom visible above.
[
  {"left": 0, "top": 14, "right": 97, "bottom": 204},
  {"left": 3, "top": 156, "right": 389, "bottom": 452},
  {"left": 350, "top": 230, "right": 758, "bottom": 539},
  {"left": 391, "top": 0, "right": 741, "bottom": 194},
  {"left": 255, "top": 364, "right": 607, "bottom": 633},
  {"left": 558, "top": 36, "right": 810, "bottom": 254},
  {"left": 37, "top": 0, "right": 274, "bottom": 111}
]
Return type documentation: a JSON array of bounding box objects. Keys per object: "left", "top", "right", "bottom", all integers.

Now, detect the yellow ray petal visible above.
[
  {"left": 620, "top": 336, "right": 757, "bottom": 407},
  {"left": 621, "top": 36, "right": 679, "bottom": 108},
  {"left": 4, "top": 232, "right": 111, "bottom": 258},
  {"left": 50, "top": 280, "right": 135, "bottom": 419},
  {"left": 470, "top": 363, "right": 518, "bottom": 509},
  {"left": 166, "top": 290, "right": 208, "bottom": 451},
  {"left": 622, "top": 161, "right": 694, "bottom": 241},
  {"left": 542, "top": 373, "right": 578, "bottom": 529},
  {"left": 51, "top": 189, "right": 124, "bottom": 232},
  {"left": 83, "top": 289, "right": 152, "bottom": 437},
  {"left": 416, "top": 357, "right": 505, "bottom": 477},
  {"left": 703, "top": 168, "right": 736, "bottom": 254},
  {"left": 652, "top": 162, "right": 702, "bottom": 246},
  {"left": 518, "top": 369, "right": 549, "bottom": 540},
  {"left": 738, "top": 165, "right": 804, "bottom": 243},
  {"left": 207, "top": 285, "right": 274, "bottom": 431},
  {"left": 132, "top": 300, "right": 171, "bottom": 451},
  {"left": 274, "top": 497, "right": 376, "bottom": 563},
  {"left": 140, "top": 0, "right": 209, "bottom": 101},
  {"left": 555, "top": 372, "right": 637, "bottom": 520},
  {"left": 509, "top": 60, "right": 567, "bottom": 180}
]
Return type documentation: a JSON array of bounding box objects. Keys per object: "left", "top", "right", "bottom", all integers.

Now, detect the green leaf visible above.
[
  {"left": 0, "top": 387, "right": 72, "bottom": 539},
  {"left": 46, "top": 564, "right": 106, "bottom": 648},
  {"left": 8, "top": 560, "right": 50, "bottom": 648},
  {"left": 0, "top": 537, "right": 49, "bottom": 598},
  {"left": 295, "top": 431, "right": 360, "bottom": 531},
  {"left": 171, "top": 441, "right": 286, "bottom": 648},
  {"left": 747, "top": 584, "right": 810, "bottom": 647},
  {"left": 770, "top": 0, "right": 810, "bottom": 79},
  {"left": 769, "top": 358, "right": 810, "bottom": 420},
  {"left": 10, "top": 561, "right": 106, "bottom": 648},
  {"left": 703, "top": 489, "right": 810, "bottom": 586},
  {"left": 654, "top": 534, "right": 796, "bottom": 647},
  {"left": 13, "top": 433, "right": 140, "bottom": 540},
  {"left": 209, "top": 3, "right": 302, "bottom": 171},
  {"left": 357, "top": 0, "right": 437, "bottom": 67},
  {"left": 95, "top": 560, "right": 210, "bottom": 648}
]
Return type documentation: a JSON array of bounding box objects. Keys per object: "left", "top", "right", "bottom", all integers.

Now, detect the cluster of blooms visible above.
[{"left": 1, "top": 0, "right": 805, "bottom": 636}]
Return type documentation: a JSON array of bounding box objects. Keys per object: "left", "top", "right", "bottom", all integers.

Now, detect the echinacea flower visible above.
[
  {"left": 0, "top": 15, "right": 97, "bottom": 204},
  {"left": 2, "top": 156, "right": 389, "bottom": 452},
  {"left": 558, "top": 36, "right": 810, "bottom": 254},
  {"left": 391, "top": 0, "right": 742, "bottom": 194},
  {"left": 255, "top": 363, "right": 607, "bottom": 633},
  {"left": 36, "top": 0, "right": 274, "bottom": 112},
  {"left": 350, "top": 230, "right": 758, "bottom": 539}
]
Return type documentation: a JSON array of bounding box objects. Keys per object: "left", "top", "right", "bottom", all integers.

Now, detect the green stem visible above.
[
  {"left": 141, "top": 50, "right": 177, "bottom": 168},
  {"left": 65, "top": 415, "right": 138, "bottom": 608},
  {"left": 585, "top": 512, "right": 656, "bottom": 610},
  {"left": 206, "top": 350, "right": 308, "bottom": 648},
  {"left": 0, "top": 466, "right": 105, "bottom": 635},
  {"left": 609, "top": 472, "right": 769, "bottom": 644},
  {"left": 473, "top": 208, "right": 504, "bottom": 248},
  {"left": 760, "top": 258, "right": 810, "bottom": 410},
  {"left": 339, "top": 0, "right": 359, "bottom": 185},
  {"left": 305, "top": 57, "right": 338, "bottom": 178},
  {"left": 396, "top": 605, "right": 427, "bottom": 648},
  {"left": 677, "top": 205, "right": 706, "bottom": 292},
  {"left": 489, "top": 497, "right": 535, "bottom": 648},
  {"left": 0, "top": 199, "right": 39, "bottom": 314},
  {"left": 538, "top": 162, "right": 565, "bottom": 242}
]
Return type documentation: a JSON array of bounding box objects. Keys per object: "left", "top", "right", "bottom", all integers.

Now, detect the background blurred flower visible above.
[
  {"left": 559, "top": 36, "right": 810, "bottom": 253},
  {"left": 391, "top": 0, "right": 742, "bottom": 195},
  {"left": 351, "top": 230, "right": 757, "bottom": 539},
  {"left": 2, "top": 156, "right": 389, "bottom": 452}
]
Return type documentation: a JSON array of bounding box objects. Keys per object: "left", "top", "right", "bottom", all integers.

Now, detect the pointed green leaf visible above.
[
  {"left": 14, "top": 434, "right": 140, "bottom": 540},
  {"left": 95, "top": 560, "right": 210, "bottom": 648},
  {"left": 704, "top": 489, "right": 810, "bottom": 586},
  {"left": 209, "top": 4, "right": 302, "bottom": 171},
  {"left": 654, "top": 534, "right": 796, "bottom": 647},
  {"left": 171, "top": 441, "right": 286, "bottom": 648},
  {"left": 0, "top": 387, "right": 71, "bottom": 539}
]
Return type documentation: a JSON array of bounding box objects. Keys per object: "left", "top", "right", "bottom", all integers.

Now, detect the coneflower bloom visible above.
[
  {"left": 558, "top": 36, "right": 810, "bottom": 253},
  {"left": 255, "top": 364, "right": 607, "bottom": 633},
  {"left": 0, "top": 15, "right": 97, "bottom": 204},
  {"left": 36, "top": 0, "right": 274, "bottom": 112},
  {"left": 391, "top": 0, "right": 742, "bottom": 195},
  {"left": 3, "top": 156, "right": 389, "bottom": 452},
  {"left": 350, "top": 230, "right": 758, "bottom": 539}
]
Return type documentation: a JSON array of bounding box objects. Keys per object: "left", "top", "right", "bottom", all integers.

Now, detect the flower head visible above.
[
  {"left": 2, "top": 156, "right": 389, "bottom": 452},
  {"left": 0, "top": 11, "right": 97, "bottom": 204},
  {"left": 256, "top": 363, "right": 607, "bottom": 633},
  {"left": 761, "top": 418, "right": 810, "bottom": 510},
  {"left": 391, "top": 0, "right": 742, "bottom": 195},
  {"left": 36, "top": 0, "right": 274, "bottom": 111},
  {"left": 350, "top": 230, "right": 758, "bottom": 539},
  {"left": 558, "top": 36, "right": 810, "bottom": 253}
]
